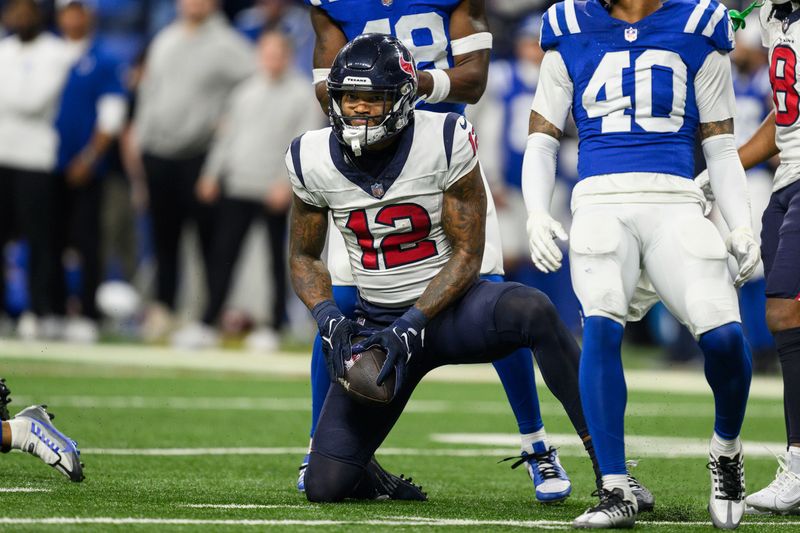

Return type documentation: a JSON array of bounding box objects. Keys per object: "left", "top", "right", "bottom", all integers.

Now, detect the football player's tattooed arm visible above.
[
  {"left": 413, "top": 166, "right": 486, "bottom": 319},
  {"left": 417, "top": 0, "right": 490, "bottom": 104},
  {"left": 310, "top": 6, "right": 347, "bottom": 110},
  {"left": 289, "top": 193, "right": 333, "bottom": 310},
  {"left": 738, "top": 110, "right": 779, "bottom": 170},
  {"left": 529, "top": 111, "right": 563, "bottom": 139},
  {"left": 699, "top": 118, "right": 735, "bottom": 139}
]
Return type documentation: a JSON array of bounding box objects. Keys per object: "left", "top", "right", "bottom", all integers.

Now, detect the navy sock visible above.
[
  {"left": 775, "top": 327, "right": 800, "bottom": 445},
  {"left": 579, "top": 316, "right": 627, "bottom": 476},
  {"left": 492, "top": 348, "right": 543, "bottom": 434},
  {"left": 698, "top": 322, "right": 752, "bottom": 440}
]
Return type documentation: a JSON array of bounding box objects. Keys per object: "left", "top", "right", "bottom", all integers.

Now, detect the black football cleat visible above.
[{"left": 352, "top": 457, "right": 427, "bottom": 501}]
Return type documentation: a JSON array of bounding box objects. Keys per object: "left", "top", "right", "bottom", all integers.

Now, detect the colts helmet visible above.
[{"left": 327, "top": 33, "right": 418, "bottom": 156}]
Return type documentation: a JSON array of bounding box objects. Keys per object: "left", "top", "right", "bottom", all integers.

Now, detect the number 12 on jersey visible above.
[
  {"left": 345, "top": 203, "right": 438, "bottom": 270},
  {"left": 582, "top": 50, "right": 688, "bottom": 133}
]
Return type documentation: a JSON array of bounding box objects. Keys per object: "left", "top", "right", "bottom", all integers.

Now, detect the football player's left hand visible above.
[
  {"left": 526, "top": 211, "right": 568, "bottom": 273},
  {"left": 352, "top": 307, "right": 427, "bottom": 395},
  {"left": 694, "top": 169, "right": 715, "bottom": 216},
  {"left": 726, "top": 226, "right": 760, "bottom": 288}
]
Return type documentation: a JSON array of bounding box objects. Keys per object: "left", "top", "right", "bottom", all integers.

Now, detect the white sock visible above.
[
  {"left": 8, "top": 418, "right": 29, "bottom": 450},
  {"left": 602, "top": 474, "right": 633, "bottom": 499},
  {"left": 788, "top": 446, "right": 800, "bottom": 474},
  {"left": 521, "top": 428, "right": 547, "bottom": 453},
  {"left": 710, "top": 433, "right": 740, "bottom": 456}
]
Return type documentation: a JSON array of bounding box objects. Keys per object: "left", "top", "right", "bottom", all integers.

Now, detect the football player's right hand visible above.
[
  {"left": 526, "top": 211, "right": 568, "bottom": 273},
  {"left": 311, "top": 300, "right": 361, "bottom": 382},
  {"left": 726, "top": 226, "right": 760, "bottom": 288},
  {"left": 694, "top": 169, "right": 715, "bottom": 216},
  {"left": 353, "top": 307, "right": 427, "bottom": 396}
]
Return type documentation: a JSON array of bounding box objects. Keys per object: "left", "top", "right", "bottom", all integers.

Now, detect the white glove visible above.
[
  {"left": 726, "top": 226, "right": 760, "bottom": 288},
  {"left": 694, "top": 169, "right": 714, "bottom": 216},
  {"left": 526, "top": 211, "right": 568, "bottom": 273}
]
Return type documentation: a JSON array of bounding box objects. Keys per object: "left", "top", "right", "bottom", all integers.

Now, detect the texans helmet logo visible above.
[{"left": 399, "top": 55, "right": 416, "bottom": 79}]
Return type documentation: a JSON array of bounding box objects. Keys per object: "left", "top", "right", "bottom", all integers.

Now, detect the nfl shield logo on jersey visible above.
[
  {"left": 371, "top": 183, "right": 385, "bottom": 198},
  {"left": 624, "top": 27, "right": 638, "bottom": 42},
  {"left": 382, "top": 0, "right": 393, "bottom": 6}
]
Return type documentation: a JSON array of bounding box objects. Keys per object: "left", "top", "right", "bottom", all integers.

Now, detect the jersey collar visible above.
[{"left": 329, "top": 120, "right": 415, "bottom": 199}]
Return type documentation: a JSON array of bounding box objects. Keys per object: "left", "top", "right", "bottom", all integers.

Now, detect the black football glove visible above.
[
  {"left": 311, "top": 300, "right": 363, "bottom": 382},
  {"left": 352, "top": 307, "right": 427, "bottom": 395}
]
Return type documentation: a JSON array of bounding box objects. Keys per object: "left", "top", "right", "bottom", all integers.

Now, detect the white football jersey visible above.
[
  {"left": 288, "top": 111, "right": 491, "bottom": 307},
  {"left": 761, "top": 1, "right": 800, "bottom": 191}
]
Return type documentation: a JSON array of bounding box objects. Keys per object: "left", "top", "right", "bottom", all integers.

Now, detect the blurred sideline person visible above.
[
  {"left": 53, "top": 0, "right": 128, "bottom": 343},
  {"left": 133, "top": 0, "right": 254, "bottom": 341},
  {"left": 172, "top": 30, "right": 322, "bottom": 350},
  {"left": 234, "top": 0, "right": 314, "bottom": 75},
  {"left": 0, "top": 0, "right": 73, "bottom": 339},
  {"left": 0, "top": 377, "right": 84, "bottom": 482}
]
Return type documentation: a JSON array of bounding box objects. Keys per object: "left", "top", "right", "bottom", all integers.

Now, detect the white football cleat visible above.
[
  {"left": 62, "top": 317, "right": 99, "bottom": 344},
  {"left": 171, "top": 322, "right": 219, "bottom": 349},
  {"left": 708, "top": 439, "right": 745, "bottom": 529},
  {"left": 573, "top": 487, "right": 637, "bottom": 529},
  {"left": 745, "top": 452, "right": 800, "bottom": 514},
  {"left": 244, "top": 328, "right": 280, "bottom": 352},
  {"left": 12, "top": 405, "right": 84, "bottom": 482}
]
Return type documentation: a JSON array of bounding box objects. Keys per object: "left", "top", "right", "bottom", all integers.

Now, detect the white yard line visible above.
[
  {"left": 431, "top": 433, "right": 788, "bottom": 459},
  {"left": 0, "top": 516, "right": 797, "bottom": 528},
  {"left": 0, "top": 488, "right": 51, "bottom": 493},
  {"left": 10, "top": 394, "right": 784, "bottom": 418},
  {"left": 81, "top": 432, "right": 788, "bottom": 459},
  {"left": 0, "top": 339, "right": 784, "bottom": 398}
]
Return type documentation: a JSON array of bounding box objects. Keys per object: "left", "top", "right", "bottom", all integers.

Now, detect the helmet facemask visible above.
[{"left": 328, "top": 80, "right": 415, "bottom": 156}]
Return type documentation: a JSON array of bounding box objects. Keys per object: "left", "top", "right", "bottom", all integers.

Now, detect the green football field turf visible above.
[{"left": 0, "top": 353, "right": 796, "bottom": 532}]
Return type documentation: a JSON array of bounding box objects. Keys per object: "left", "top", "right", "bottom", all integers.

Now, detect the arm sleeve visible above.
[
  {"left": 695, "top": 51, "right": 737, "bottom": 123},
  {"left": 286, "top": 138, "right": 327, "bottom": 207},
  {"left": 531, "top": 50, "right": 573, "bottom": 132},
  {"left": 521, "top": 133, "right": 560, "bottom": 215},
  {"left": 443, "top": 115, "right": 479, "bottom": 190}
]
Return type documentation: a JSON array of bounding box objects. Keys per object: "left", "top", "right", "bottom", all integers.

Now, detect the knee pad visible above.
[
  {"left": 570, "top": 213, "right": 628, "bottom": 320},
  {"left": 304, "top": 453, "right": 365, "bottom": 503}
]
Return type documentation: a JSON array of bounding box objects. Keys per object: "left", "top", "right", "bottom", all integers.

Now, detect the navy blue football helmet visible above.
[{"left": 327, "top": 33, "right": 418, "bottom": 155}]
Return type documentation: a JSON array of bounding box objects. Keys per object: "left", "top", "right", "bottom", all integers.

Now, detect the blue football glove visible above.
[
  {"left": 352, "top": 307, "right": 428, "bottom": 395},
  {"left": 311, "top": 300, "right": 363, "bottom": 382}
]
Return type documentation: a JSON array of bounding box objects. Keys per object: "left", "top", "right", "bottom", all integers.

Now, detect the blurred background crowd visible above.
[{"left": 0, "top": 0, "right": 778, "bottom": 372}]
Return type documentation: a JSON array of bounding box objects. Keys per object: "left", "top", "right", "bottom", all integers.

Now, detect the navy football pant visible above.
[
  {"left": 305, "top": 280, "right": 586, "bottom": 502},
  {"left": 308, "top": 277, "right": 544, "bottom": 438}
]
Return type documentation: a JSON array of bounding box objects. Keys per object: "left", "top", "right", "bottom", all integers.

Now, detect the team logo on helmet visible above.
[
  {"left": 624, "top": 27, "right": 638, "bottom": 42},
  {"left": 399, "top": 55, "right": 415, "bottom": 78}
]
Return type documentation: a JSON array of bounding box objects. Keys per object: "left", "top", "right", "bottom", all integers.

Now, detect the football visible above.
[{"left": 340, "top": 337, "right": 395, "bottom": 405}]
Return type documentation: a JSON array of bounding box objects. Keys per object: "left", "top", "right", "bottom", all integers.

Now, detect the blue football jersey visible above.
[
  {"left": 541, "top": 0, "right": 735, "bottom": 180},
  {"left": 307, "top": 0, "right": 465, "bottom": 114}
]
